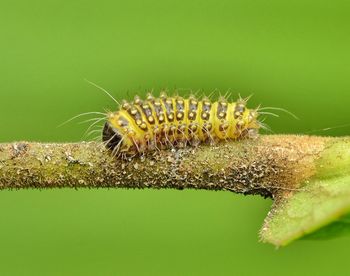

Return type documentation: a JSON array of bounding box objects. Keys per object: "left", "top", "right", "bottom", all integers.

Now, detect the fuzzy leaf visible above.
[{"left": 260, "top": 138, "right": 350, "bottom": 246}]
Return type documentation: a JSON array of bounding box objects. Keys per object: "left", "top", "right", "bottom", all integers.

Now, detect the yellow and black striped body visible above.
[{"left": 103, "top": 92, "right": 260, "bottom": 155}]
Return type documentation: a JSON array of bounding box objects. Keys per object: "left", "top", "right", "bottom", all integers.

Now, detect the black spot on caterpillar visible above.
[{"left": 102, "top": 92, "right": 261, "bottom": 156}]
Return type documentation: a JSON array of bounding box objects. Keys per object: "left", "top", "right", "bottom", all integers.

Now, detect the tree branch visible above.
[
  {"left": 3, "top": 135, "right": 350, "bottom": 245},
  {"left": 0, "top": 135, "right": 332, "bottom": 199}
]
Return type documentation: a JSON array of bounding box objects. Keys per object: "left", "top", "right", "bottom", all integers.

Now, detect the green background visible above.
[{"left": 1, "top": 0, "right": 350, "bottom": 275}]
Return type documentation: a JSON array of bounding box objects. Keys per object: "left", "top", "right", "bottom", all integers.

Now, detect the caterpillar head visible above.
[
  {"left": 102, "top": 121, "right": 124, "bottom": 151},
  {"left": 103, "top": 112, "right": 142, "bottom": 154}
]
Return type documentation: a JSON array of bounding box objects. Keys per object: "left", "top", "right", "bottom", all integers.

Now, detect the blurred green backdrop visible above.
[{"left": 1, "top": 0, "right": 350, "bottom": 275}]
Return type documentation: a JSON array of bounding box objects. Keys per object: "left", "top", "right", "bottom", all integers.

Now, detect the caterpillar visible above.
[{"left": 102, "top": 92, "right": 261, "bottom": 156}]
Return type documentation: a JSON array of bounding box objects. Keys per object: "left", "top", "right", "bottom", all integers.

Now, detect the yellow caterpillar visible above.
[{"left": 102, "top": 92, "right": 260, "bottom": 155}]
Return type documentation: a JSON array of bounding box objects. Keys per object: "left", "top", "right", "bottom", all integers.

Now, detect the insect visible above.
[{"left": 102, "top": 92, "right": 262, "bottom": 156}]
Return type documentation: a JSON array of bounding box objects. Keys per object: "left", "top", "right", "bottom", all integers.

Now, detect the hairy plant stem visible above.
[
  {"left": 3, "top": 134, "right": 350, "bottom": 246},
  {"left": 0, "top": 135, "right": 335, "bottom": 199}
]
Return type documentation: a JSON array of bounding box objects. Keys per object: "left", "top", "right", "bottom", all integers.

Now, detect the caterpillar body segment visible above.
[{"left": 103, "top": 92, "right": 260, "bottom": 155}]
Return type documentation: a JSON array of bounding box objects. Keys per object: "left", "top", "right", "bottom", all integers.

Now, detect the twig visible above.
[{"left": 0, "top": 135, "right": 330, "bottom": 198}]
